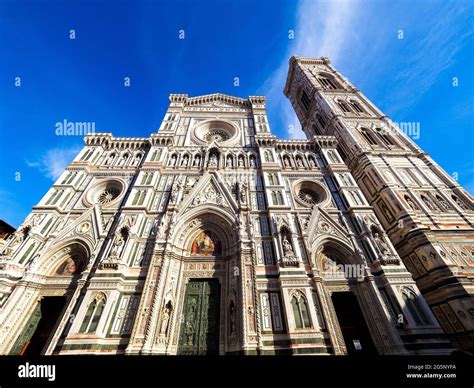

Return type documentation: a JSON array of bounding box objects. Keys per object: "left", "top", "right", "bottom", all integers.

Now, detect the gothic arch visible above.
[
  {"left": 311, "top": 237, "right": 359, "bottom": 269},
  {"left": 169, "top": 204, "right": 239, "bottom": 255},
  {"left": 32, "top": 239, "right": 92, "bottom": 277}
]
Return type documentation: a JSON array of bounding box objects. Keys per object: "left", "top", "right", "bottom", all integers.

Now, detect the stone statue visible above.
[
  {"left": 374, "top": 232, "right": 389, "bottom": 255},
  {"left": 160, "top": 302, "right": 172, "bottom": 335},
  {"left": 405, "top": 196, "right": 419, "bottom": 210},
  {"left": 110, "top": 231, "right": 124, "bottom": 258},
  {"left": 282, "top": 236, "right": 294, "bottom": 255},
  {"left": 240, "top": 182, "right": 247, "bottom": 204},
  {"left": 209, "top": 153, "right": 218, "bottom": 167},
  {"left": 170, "top": 155, "right": 177, "bottom": 166}
]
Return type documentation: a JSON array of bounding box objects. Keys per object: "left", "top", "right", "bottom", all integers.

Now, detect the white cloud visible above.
[
  {"left": 27, "top": 147, "right": 81, "bottom": 181},
  {"left": 259, "top": 0, "right": 360, "bottom": 139},
  {"left": 382, "top": 2, "right": 474, "bottom": 116}
]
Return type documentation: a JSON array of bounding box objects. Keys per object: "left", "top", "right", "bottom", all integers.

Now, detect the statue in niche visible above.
[
  {"left": 296, "top": 158, "right": 304, "bottom": 168},
  {"left": 284, "top": 157, "right": 291, "bottom": 168},
  {"left": 209, "top": 153, "right": 218, "bottom": 167},
  {"left": 170, "top": 177, "right": 183, "bottom": 203},
  {"left": 282, "top": 236, "right": 294, "bottom": 255},
  {"left": 159, "top": 301, "right": 173, "bottom": 335},
  {"left": 452, "top": 196, "right": 467, "bottom": 210},
  {"left": 249, "top": 157, "right": 256, "bottom": 167},
  {"left": 309, "top": 158, "right": 316, "bottom": 168},
  {"left": 238, "top": 156, "right": 244, "bottom": 168},
  {"left": 110, "top": 231, "right": 125, "bottom": 257},
  {"left": 181, "top": 155, "right": 189, "bottom": 167},
  {"left": 405, "top": 196, "right": 419, "bottom": 210},
  {"left": 193, "top": 155, "right": 201, "bottom": 167},
  {"left": 436, "top": 196, "right": 450, "bottom": 211},
  {"left": 421, "top": 195, "right": 437, "bottom": 211},
  {"left": 240, "top": 182, "right": 247, "bottom": 204},
  {"left": 373, "top": 232, "right": 389, "bottom": 256},
  {"left": 170, "top": 154, "right": 177, "bottom": 166},
  {"left": 226, "top": 156, "right": 233, "bottom": 168}
]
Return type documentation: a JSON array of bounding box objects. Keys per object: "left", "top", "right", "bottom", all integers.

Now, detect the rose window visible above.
[
  {"left": 193, "top": 120, "right": 239, "bottom": 145},
  {"left": 293, "top": 180, "right": 328, "bottom": 208},
  {"left": 298, "top": 188, "right": 319, "bottom": 205},
  {"left": 98, "top": 188, "right": 120, "bottom": 204},
  {"left": 204, "top": 129, "right": 230, "bottom": 142},
  {"left": 83, "top": 179, "right": 125, "bottom": 207}
]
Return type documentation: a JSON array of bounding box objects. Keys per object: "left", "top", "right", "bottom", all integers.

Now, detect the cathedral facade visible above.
[{"left": 0, "top": 56, "right": 472, "bottom": 355}]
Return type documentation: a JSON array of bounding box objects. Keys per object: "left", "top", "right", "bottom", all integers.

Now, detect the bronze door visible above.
[{"left": 178, "top": 279, "right": 220, "bottom": 355}]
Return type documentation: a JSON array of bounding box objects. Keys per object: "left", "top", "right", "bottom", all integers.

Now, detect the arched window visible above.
[
  {"left": 402, "top": 289, "right": 430, "bottom": 325},
  {"left": 271, "top": 173, "right": 279, "bottom": 185},
  {"left": 376, "top": 128, "right": 396, "bottom": 146},
  {"left": 81, "top": 149, "right": 93, "bottom": 162},
  {"left": 79, "top": 294, "right": 107, "bottom": 333},
  {"left": 300, "top": 90, "right": 311, "bottom": 111},
  {"left": 291, "top": 292, "right": 311, "bottom": 329},
  {"left": 271, "top": 191, "right": 278, "bottom": 205},
  {"left": 452, "top": 195, "right": 468, "bottom": 210},
  {"left": 337, "top": 100, "right": 352, "bottom": 113},
  {"left": 264, "top": 150, "right": 274, "bottom": 163},
  {"left": 277, "top": 191, "right": 284, "bottom": 205},
  {"left": 360, "top": 128, "right": 378, "bottom": 146},
  {"left": 318, "top": 75, "right": 339, "bottom": 90},
  {"left": 155, "top": 148, "right": 162, "bottom": 161},
  {"left": 349, "top": 100, "right": 365, "bottom": 114}
]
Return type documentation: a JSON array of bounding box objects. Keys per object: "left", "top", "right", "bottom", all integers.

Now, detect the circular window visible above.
[
  {"left": 293, "top": 180, "right": 328, "bottom": 208},
  {"left": 97, "top": 187, "right": 120, "bottom": 204},
  {"left": 193, "top": 120, "right": 239, "bottom": 145},
  {"left": 298, "top": 187, "right": 319, "bottom": 205},
  {"left": 83, "top": 179, "right": 125, "bottom": 207},
  {"left": 204, "top": 129, "right": 230, "bottom": 142}
]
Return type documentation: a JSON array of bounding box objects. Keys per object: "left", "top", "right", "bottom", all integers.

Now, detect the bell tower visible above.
[{"left": 284, "top": 56, "right": 474, "bottom": 351}]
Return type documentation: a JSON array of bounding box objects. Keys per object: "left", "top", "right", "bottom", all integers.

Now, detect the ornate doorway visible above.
[
  {"left": 177, "top": 279, "right": 220, "bottom": 355},
  {"left": 9, "top": 296, "right": 67, "bottom": 355},
  {"left": 331, "top": 292, "right": 376, "bottom": 355}
]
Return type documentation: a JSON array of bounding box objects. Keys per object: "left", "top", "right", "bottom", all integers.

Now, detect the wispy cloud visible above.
[
  {"left": 259, "top": 0, "right": 361, "bottom": 139},
  {"left": 382, "top": 2, "right": 474, "bottom": 116},
  {"left": 26, "top": 147, "right": 81, "bottom": 181}
]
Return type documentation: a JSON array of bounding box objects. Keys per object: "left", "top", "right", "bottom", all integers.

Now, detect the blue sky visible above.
[{"left": 0, "top": 0, "right": 473, "bottom": 227}]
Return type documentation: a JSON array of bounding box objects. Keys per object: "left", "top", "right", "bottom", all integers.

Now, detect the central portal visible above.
[{"left": 177, "top": 279, "right": 220, "bottom": 355}]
